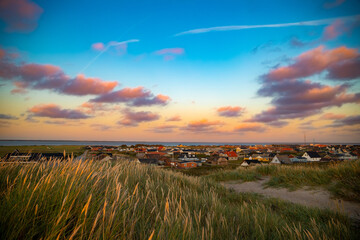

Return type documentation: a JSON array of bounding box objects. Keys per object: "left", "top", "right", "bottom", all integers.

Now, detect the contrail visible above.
[
  {"left": 78, "top": 39, "right": 139, "bottom": 75},
  {"left": 174, "top": 14, "right": 360, "bottom": 36}
]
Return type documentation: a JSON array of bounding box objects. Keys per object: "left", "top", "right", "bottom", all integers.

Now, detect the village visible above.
[{"left": 3, "top": 143, "right": 359, "bottom": 169}]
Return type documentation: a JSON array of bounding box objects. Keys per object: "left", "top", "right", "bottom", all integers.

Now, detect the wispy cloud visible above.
[
  {"left": 80, "top": 39, "right": 139, "bottom": 74},
  {"left": 174, "top": 15, "right": 359, "bottom": 36}
]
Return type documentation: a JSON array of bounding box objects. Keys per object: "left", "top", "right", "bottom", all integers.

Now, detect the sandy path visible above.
[{"left": 223, "top": 178, "right": 360, "bottom": 221}]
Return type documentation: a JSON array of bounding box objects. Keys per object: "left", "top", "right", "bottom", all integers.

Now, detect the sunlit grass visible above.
[
  {"left": 207, "top": 161, "right": 360, "bottom": 202},
  {"left": 0, "top": 159, "right": 358, "bottom": 239}
]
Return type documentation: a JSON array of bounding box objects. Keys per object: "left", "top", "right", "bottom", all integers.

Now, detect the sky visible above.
[{"left": 0, "top": 0, "right": 360, "bottom": 143}]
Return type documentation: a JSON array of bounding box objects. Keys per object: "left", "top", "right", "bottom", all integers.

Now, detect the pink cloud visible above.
[
  {"left": 29, "top": 104, "right": 90, "bottom": 119},
  {"left": 322, "top": 19, "right": 346, "bottom": 41},
  {"left": 182, "top": 119, "right": 222, "bottom": 132},
  {"left": 62, "top": 74, "right": 118, "bottom": 96},
  {"left": 155, "top": 48, "right": 184, "bottom": 55},
  {"left": 11, "top": 81, "right": 28, "bottom": 94},
  {"left": 252, "top": 45, "right": 360, "bottom": 125},
  {"left": 326, "top": 57, "right": 360, "bottom": 80},
  {"left": 167, "top": 115, "right": 181, "bottom": 121},
  {"left": 80, "top": 102, "right": 110, "bottom": 114},
  {"left": 91, "top": 87, "right": 170, "bottom": 106},
  {"left": 151, "top": 125, "right": 177, "bottom": 133},
  {"left": 0, "top": 48, "right": 123, "bottom": 96},
  {"left": 0, "top": 49, "right": 6, "bottom": 59},
  {"left": 250, "top": 79, "right": 360, "bottom": 124},
  {"left": 234, "top": 123, "right": 266, "bottom": 132},
  {"left": 91, "top": 42, "right": 105, "bottom": 51},
  {"left": 0, "top": 0, "right": 43, "bottom": 32},
  {"left": 321, "top": 113, "right": 346, "bottom": 120},
  {"left": 217, "top": 106, "right": 244, "bottom": 117},
  {"left": 323, "top": 0, "right": 346, "bottom": 9},
  {"left": 264, "top": 46, "right": 359, "bottom": 82},
  {"left": 154, "top": 48, "right": 185, "bottom": 61},
  {"left": 91, "top": 86, "right": 151, "bottom": 103},
  {"left": 118, "top": 109, "right": 160, "bottom": 126},
  {"left": 327, "top": 115, "right": 360, "bottom": 127}
]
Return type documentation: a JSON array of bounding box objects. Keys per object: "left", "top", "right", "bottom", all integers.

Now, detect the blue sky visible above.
[{"left": 0, "top": 0, "right": 359, "bottom": 142}]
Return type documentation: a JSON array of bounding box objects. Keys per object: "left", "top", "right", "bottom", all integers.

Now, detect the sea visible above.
[{"left": 0, "top": 140, "right": 358, "bottom": 146}]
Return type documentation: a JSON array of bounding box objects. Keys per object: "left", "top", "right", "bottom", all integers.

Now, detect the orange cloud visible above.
[
  {"left": 167, "top": 115, "right": 181, "bottom": 121},
  {"left": 217, "top": 106, "right": 244, "bottom": 117},
  {"left": 264, "top": 45, "right": 359, "bottom": 82},
  {"left": 62, "top": 74, "right": 118, "bottom": 96},
  {"left": 321, "top": 113, "right": 346, "bottom": 120},
  {"left": 118, "top": 109, "right": 160, "bottom": 126},
  {"left": 182, "top": 119, "right": 222, "bottom": 132},
  {"left": 91, "top": 87, "right": 170, "bottom": 106},
  {"left": 29, "top": 104, "right": 90, "bottom": 119}
]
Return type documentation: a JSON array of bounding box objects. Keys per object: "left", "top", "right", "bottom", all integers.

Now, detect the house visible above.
[
  {"left": 5, "top": 149, "right": 42, "bottom": 162},
  {"left": 209, "top": 157, "right": 228, "bottom": 165},
  {"left": 270, "top": 155, "right": 292, "bottom": 164},
  {"left": 290, "top": 156, "right": 307, "bottom": 163},
  {"left": 145, "top": 152, "right": 166, "bottom": 159},
  {"left": 302, "top": 151, "right": 321, "bottom": 161},
  {"left": 90, "top": 146, "right": 102, "bottom": 151},
  {"left": 281, "top": 147, "right": 294, "bottom": 152},
  {"left": 224, "top": 151, "right": 238, "bottom": 161},
  {"left": 241, "top": 160, "right": 261, "bottom": 167},
  {"left": 177, "top": 161, "right": 197, "bottom": 169},
  {"left": 178, "top": 154, "right": 199, "bottom": 162},
  {"left": 41, "top": 153, "right": 65, "bottom": 160},
  {"left": 164, "top": 159, "right": 178, "bottom": 167},
  {"left": 337, "top": 153, "right": 358, "bottom": 161}
]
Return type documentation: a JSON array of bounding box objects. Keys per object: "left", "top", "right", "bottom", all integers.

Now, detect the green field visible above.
[
  {"left": 0, "top": 145, "right": 86, "bottom": 158},
  {"left": 0, "top": 159, "right": 358, "bottom": 239}
]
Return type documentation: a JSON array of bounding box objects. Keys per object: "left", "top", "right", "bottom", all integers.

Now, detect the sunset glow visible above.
[{"left": 0, "top": 0, "right": 359, "bottom": 143}]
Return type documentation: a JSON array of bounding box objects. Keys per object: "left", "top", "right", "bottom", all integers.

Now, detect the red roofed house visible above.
[
  {"left": 145, "top": 152, "right": 166, "bottom": 159},
  {"left": 281, "top": 148, "right": 294, "bottom": 152},
  {"left": 177, "top": 161, "right": 197, "bottom": 169},
  {"left": 225, "top": 151, "right": 238, "bottom": 161}
]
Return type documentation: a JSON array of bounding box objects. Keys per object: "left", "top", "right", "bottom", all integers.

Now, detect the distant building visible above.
[
  {"left": 241, "top": 160, "right": 261, "bottom": 167},
  {"left": 177, "top": 161, "right": 197, "bottom": 169},
  {"left": 270, "top": 155, "right": 292, "bottom": 164},
  {"left": 302, "top": 151, "right": 321, "bottom": 161}
]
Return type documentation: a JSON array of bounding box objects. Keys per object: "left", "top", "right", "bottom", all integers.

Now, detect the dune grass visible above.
[
  {"left": 206, "top": 161, "right": 360, "bottom": 202},
  {"left": 0, "top": 160, "right": 358, "bottom": 239}
]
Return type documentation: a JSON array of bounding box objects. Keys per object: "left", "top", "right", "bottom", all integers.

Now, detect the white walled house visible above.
[
  {"left": 270, "top": 155, "right": 292, "bottom": 164},
  {"left": 302, "top": 151, "right": 321, "bottom": 161}
]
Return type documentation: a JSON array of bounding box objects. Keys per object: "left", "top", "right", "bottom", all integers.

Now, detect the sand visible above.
[{"left": 223, "top": 178, "right": 360, "bottom": 221}]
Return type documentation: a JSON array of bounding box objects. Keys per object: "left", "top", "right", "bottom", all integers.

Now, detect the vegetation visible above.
[
  {"left": 170, "top": 160, "right": 245, "bottom": 177},
  {"left": 0, "top": 159, "right": 358, "bottom": 239},
  {"left": 0, "top": 145, "right": 86, "bottom": 158},
  {"left": 206, "top": 161, "right": 360, "bottom": 202}
]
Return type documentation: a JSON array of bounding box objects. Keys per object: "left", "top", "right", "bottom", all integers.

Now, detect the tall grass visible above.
[
  {"left": 0, "top": 160, "right": 358, "bottom": 239},
  {"left": 207, "top": 161, "right": 360, "bottom": 202}
]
